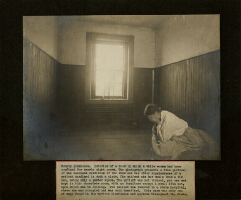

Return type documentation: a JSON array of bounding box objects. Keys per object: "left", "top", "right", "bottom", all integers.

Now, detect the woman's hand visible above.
[
  {"left": 152, "top": 125, "right": 157, "bottom": 136},
  {"left": 156, "top": 124, "right": 164, "bottom": 142},
  {"left": 152, "top": 125, "right": 161, "bottom": 141}
]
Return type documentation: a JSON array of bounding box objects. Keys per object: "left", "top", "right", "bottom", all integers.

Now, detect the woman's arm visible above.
[
  {"left": 151, "top": 133, "right": 177, "bottom": 157},
  {"left": 163, "top": 111, "right": 188, "bottom": 138},
  {"left": 151, "top": 134, "right": 162, "bottom": 155}
]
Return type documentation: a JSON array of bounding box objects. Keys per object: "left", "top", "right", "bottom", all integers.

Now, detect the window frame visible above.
[{"left": 85, "top": 32, "right": 133, "bottom": 104}]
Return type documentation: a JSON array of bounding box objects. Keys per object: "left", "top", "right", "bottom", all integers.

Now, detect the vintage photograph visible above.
[{"left": 23, "top": 15, "right": 220, "bottom": 160}]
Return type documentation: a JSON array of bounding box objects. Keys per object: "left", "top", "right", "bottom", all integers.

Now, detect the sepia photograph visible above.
[
  {"left": 23, "top": 15, "right": 220, "bottom": 161},
  {"left": 3, "top": 0, "right": 240, "bottom": 199}
]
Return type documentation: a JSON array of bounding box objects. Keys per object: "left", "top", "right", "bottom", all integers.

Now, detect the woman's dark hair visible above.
[{"left": 144, "top": 104, "right": 161, "bottom": 116}]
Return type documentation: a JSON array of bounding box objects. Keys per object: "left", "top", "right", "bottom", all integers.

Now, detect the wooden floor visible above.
[{"left": 24, "top": 127, "right": 153, "bottom": 161}]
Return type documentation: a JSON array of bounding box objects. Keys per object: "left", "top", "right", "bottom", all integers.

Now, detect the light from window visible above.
[
  {"left": 86, "top": 32, "right": 133, "bottom": 102},
  {"left": 95, "top": 43, "right": 124, "bottom": 97}
]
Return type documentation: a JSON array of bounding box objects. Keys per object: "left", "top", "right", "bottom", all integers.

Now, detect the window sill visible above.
[{"left": 85, "top": 100, "right": 133, "bottom": 104}]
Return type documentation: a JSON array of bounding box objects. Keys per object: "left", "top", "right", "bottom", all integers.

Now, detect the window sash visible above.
[
  {"left": 85, "top": 32, "right": 133, "bottom": 103},
  {"left": 90, "top": 40, "right": 128, "bottom": 100}
]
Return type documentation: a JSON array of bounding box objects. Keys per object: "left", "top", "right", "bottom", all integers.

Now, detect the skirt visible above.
[{"left": 171, "top": 127, "right": 220, "bottom": 160}]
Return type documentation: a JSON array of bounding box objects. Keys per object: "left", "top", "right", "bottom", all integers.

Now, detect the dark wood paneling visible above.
[
  {"left": 58, "top": 66, "right": 152, "bottom": 128},
  {"left": 23, "top": 39, "right": 59, "bottom": 108},
  {"left": 57, "top": 65, "right": 85, "bottom": 111},
  {"left": 154, "top": 50, "right": 220, "bottom": 143},
  {"left": 133, "top": 68, "right": 153, "bottom": 106},
  {"left": 132, "top": 68, "right": 153, "bottom": 126},
  {"left": 23, "top": 39, "right": 60, "bottom": 138}
]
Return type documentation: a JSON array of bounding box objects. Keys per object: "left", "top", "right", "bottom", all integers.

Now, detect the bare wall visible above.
[
  {"left": 23, "top": 16, "right": 59, "bottom": 61},
  {"left": 59, "top": 20, "right": 155, "bottom": 68},
  {"left": 155, "top": 15, "right": 220, "bottom": 67},
  {"left": 23, "top": 39, "right": 60, "bottom": 159},
  {"left": 154, "top": 50, "right": 220, "bottom": 145},
  {"left": 57, "top": 65, "right": 152, "bottom": 129}
]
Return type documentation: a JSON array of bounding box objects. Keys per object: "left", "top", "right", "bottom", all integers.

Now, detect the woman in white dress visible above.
[{"left": 144, "top": 104, "right": 219, "bottom": 160}]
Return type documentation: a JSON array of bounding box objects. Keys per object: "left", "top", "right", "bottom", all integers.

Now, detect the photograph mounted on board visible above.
[{"left": 23, "top": 15, "right": 220, "bottom": 160}]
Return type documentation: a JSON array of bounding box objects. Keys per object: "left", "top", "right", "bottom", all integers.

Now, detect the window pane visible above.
[
  {"left": 104, "top": 84, "right": 110, "bottom": 96},
  {"left": 95, "top": 70, "right": 110, "bottom": 84},
  {"left": 96, "top": 44, "right": 124, "bottom": 70},
  {"left": 95, "top": 84, "right": 105, "bottom": 96},
  {"left": 96, "top": 83, "right": 114, "bottom": 97},
  {"left": 113, "top": 71, "right": 123, "bottom": 84},
  {"left": 109, "top": 84, "right": 114, "bottom": 96},
  {"left": 113, "top": 84, "right": 123, "bottom": 96},
  {"left": 95, "top": 70, "right": 124, "bottom": 97},
  {"left": 93, "top": 42, "right": 126, "bottom": 98}
]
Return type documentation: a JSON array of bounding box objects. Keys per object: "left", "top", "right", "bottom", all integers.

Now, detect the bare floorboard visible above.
[{"left": 24, "top": 128, "right": 153, "bottom": 161}]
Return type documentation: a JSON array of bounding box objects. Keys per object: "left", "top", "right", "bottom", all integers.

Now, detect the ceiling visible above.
[{"left": 59, "top": 15, "right": 170, "bottom": 29}]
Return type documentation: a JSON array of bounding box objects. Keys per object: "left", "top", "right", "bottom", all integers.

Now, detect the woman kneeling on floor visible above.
[{"left": 144, "top": 104, "right": 220, "bottom": 160}]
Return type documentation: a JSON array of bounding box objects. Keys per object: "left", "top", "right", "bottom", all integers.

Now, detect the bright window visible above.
[
  {"left": 86, "top": 33, "right": 133, "bottom": 102},
  {"left": 95, "top": 43, "right": 124, "bottom": 97}
]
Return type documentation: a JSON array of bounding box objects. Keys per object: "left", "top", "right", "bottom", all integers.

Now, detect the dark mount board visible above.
[{"left": 2, "top": 0, "right": 240, "bottom": 199}]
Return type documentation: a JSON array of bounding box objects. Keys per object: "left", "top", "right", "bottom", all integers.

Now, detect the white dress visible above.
[
  {"left": 156, "top": 111, "right": 188, "bottom": 142},
  {"left": 152, "top": 111, "right": 219, "bottom": 160}
]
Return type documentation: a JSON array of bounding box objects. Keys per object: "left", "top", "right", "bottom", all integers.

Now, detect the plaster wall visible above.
[
  {"left": 155, "top": 15, "right": 220, "bottom": 67},
  {"left": 59, "top": 20, "right": 155, "bottom": 68},
  {"left": 23, "top": 16, "right": 59, "bottom": 60}
]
